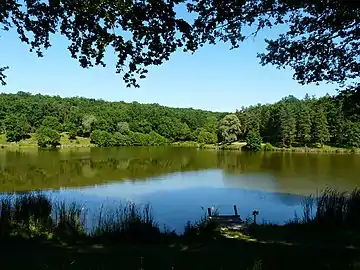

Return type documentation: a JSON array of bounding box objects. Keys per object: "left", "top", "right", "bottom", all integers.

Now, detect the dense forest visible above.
[
  {"left": 0, "top": 92, "right": 359, "bottom": 149},
  {"left": 0, "top": 92, "right": 226, "bottom": 147},
  {"left": 237, "top": 94, "right": 360, "bottom": 149}
]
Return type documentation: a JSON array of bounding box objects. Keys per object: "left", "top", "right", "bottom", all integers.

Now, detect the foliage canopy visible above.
[{"left": 0, "top": 0, "right": 358, "bottom": 93}]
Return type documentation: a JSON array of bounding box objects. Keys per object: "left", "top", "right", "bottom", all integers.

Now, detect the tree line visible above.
[
  {"left": 236, "top": 94, "right": 360, "bottom": 149},
  {"left": 0, "top": 92, "right": 359, "bottom": 149},
  {"left": 0, "top": 92, "right": 226, "bottom": 147}
]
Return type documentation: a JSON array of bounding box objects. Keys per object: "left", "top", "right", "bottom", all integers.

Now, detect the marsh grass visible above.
[
  {"left": 292, "top": 188, "right": 360, "bottom": 229},
  {"left": 183, "top": 206, "right": 218, "bottom": 238},
  {"left": 92, "top": 202, "right": 161, "bottom": 242},
  {"left": 0, "top": 194, "right": 162, "bottom": 242}
]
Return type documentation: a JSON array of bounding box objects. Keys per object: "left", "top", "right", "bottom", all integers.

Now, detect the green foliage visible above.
[
  {"left": 95, "top": 118, "right": 113, "bottom": 133},
  {"left": 219, "top": 114, "right": 242, "bottom": 144},
  {"left": 342, "top": 121, "right": 360, "bottom": 148},
  {"left": 196, "top": 128, "right": 217, "bottom": 144},
  {"left": 117, "top": 122, "right": 131, "bottom": 134},
  {"left": 0, "top": 92, "right": 359, "bottom": 149},
  {"left": 4, "top": 114, "right": 30, "bottom": 142},
  {"left": 63, "top": 121, "right": 78, "bottom": 140},
  {"left": 312, "top": 107, "right": 330, "bottom": 147},
  {"left": 0, "top": 0, "right": 357, "bottom": 98},
  {"left": 245, "top": 131, "right": 262, "bottom": 152},
  {"left": 90, "top": 130, "right": 114, "bottom": 147},
  {"left": 82, "top": 115, "right": 97, "bottom": 137},
  {"left": 279, "top": 104, "right": 296, "bottom": 147},
  {"left": 130, "top": 120, "right": 151, "bottom": 134},
  {"left": 296, "top": 104, "right": 312, "bottom": 146},
  {"left": 203, "top": 116, "right": 218, "bottom": 133},
  {"left": 36, "top": 126, "right": 61, "bottom": 147},
  {"left": 0, "top": 92, "right": 226, "bottom": 145},
  {"left": 263, "top": 143, "right": 273, "bottom": 151},
  {"left": 41, "top": 116, "right": 61, "bottom": 131},
  {"left": 91, "top": 130, "right": 168, "bottom": 147}
]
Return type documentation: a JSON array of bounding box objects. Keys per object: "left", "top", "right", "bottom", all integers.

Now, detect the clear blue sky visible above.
[{"left": 0, "top": 24, "right": 337, "bottom": 112}]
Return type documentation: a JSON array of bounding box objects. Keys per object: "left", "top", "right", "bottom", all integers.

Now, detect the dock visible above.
[{"left": 207, "top": 205, "right": 245, "bottom": 230}]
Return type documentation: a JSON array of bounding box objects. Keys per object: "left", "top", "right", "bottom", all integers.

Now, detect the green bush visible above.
[
  {"left": 263, "top": 142, "right": 273, "bottom": 151},
  {"left": 4, "top": 114, "right": 30, "bottom": 142},
  {"left": 90, "top": 130, "right": 114, "bottom": 147},
  {"left": 245, "top": 131, "right": 262, "bottom": 152},
  {"left": 196, "top": 128, "right": 217, "bottom": 144},
  {"left": 36, "top": 126, "right": 61, "bottom": 147}
]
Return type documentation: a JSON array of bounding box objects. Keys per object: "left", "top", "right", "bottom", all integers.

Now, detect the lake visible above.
[{"left": 0, "top": 147, "right": 359, "bottom": 232}]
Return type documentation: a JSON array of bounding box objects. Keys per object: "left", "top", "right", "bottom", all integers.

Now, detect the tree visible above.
[
  {"left": 196, "top": 128, "right": 217, "bottom": 144},
  {"left": 279, "top": 105, "right": 296, "bottom": 147},
  {"left": 312, "top": 107, "right": 330, "bottom": 146},
  {"left": 95, "top": 118, "right": 113, "bottom": 133},
  {"left": 4, "top": 114, "right": 30, "bottom": 142},
  {"left": 245, "top": 131, "right": 262, "bottom": 152},
  {"left": 117, "top": 122, "right": 130, "bottom": 134},
  {"left": 90, "top": 130, "right": 114, "bottom": 147},
  {"left": 218, "top": 114, "right": 242, "bottom": 144},
  {"left": 131, "top": 121, "right": 152, "bottom": 134},
  {"left": 41, "top": 116, "right": 61, "bottom": 131},
  {"left": 296, "top": 104, "right": 312, "bottom": 146},
  {"left": 0, "top": 1, "right": 357, "bottom": 92},
  {"left": 203, "top": 116, "right": 218, "bottom": 133},
  {"left": 342, "top": 121, "right": 360, "bottom": 148},
  {"left": 63, "top": 121, "right": 78, "bottom": 140},
  {"left": 36, "top": 126, "right": 60, "bottom": 147},
  {"left": 82, "top": 115, "right": 97, "bottom": 137}
]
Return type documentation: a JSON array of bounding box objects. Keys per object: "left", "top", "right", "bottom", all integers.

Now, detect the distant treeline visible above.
[
  {"left": 0, "top": 92, "right": 225, "bottom": 147},
  {"left": 236, "top": 94, "right": 360, "bottom": 148},
  {"left": 0, "top": 92, "right": 359, "bottom": 148}
]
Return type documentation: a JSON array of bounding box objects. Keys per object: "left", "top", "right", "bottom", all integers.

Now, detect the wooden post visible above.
[
  {"left": 208, "top": 207, "right": 212, "bottom": 217},
  {"left": 233, "top": 205, "right": 238, "bottom": 217},
  {"left": 252, "top": 210, "right": 259, "bottom": 225}
]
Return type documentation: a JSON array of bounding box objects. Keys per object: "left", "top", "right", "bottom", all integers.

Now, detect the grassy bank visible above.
[
  {"left": 0, "top": 133, "right": 359, "bottom": 154},
  {"left": 269, "top": 145, "right": 360, "bottom": 154},
  {"left": 1, "top": 189, "right": 360, "bottom": 269},
  {"left": 0, "top": 133, "right": 94, "bottom": 149},
  {"left": 172, "top": 141, "right": 360, "bottom": 153}
]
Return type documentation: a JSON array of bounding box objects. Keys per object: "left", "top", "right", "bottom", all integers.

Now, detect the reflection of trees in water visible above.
[{"left": 0, "top": 148, "right": 358, "bottom": 193}]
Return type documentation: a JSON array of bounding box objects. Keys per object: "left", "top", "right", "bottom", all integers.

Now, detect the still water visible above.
[{"left": 0, "top": 147, "right": 359, "bottom": 231}]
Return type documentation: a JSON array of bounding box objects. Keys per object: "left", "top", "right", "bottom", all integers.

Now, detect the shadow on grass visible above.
[{"left": 1, "top": 191, "right": 360, "bottom": 269}]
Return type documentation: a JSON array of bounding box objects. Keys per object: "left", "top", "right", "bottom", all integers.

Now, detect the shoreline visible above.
[
  {"left": 0, "top": 140, "right": 359, "bottom": 154},
  {"left": 0, "top": 132, "right": 358, "bottom": 154}
]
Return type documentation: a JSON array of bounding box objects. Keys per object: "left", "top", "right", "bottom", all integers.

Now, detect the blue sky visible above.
[{"left": 0, "top": 23, "right": 337, "bottom": 112}]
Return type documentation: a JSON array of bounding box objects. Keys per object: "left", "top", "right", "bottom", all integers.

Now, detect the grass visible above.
[
  {"left": 172, "top": 141, "right": 246, "bottom": 150},
  {"left": 1, "top": 189, "right": 360, "bottom": 269},
  {"left": 172, "top": 141, "right": 360, "bottom": 153},
  {"left": 0, "top": 133, "right": 93, "bottom": 149},
  {"left": 0, "top": 133, "right": 358, "bottom": 153},
  {"left": 59, "top": 133, "right": 93, "bottom": 148},
  {"left": 268, "top": 144, "right": 360, "bottom": 154}
]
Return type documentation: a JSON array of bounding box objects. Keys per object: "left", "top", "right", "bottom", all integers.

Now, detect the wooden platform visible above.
[{"left": 207, "top": 205, "right": 244, "bottom": 228}]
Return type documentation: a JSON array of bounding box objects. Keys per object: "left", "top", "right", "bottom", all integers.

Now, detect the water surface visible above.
[{"left": 1, "top": 147, "right": 359, "bottom": 231}]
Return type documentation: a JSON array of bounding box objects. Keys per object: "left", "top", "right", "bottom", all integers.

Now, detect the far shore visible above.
[{"left": 0, "top": 134, "right": 359, "bottom": 154}]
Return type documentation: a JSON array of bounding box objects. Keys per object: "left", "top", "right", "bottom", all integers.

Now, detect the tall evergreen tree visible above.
[
  {"left": 312, "top": 107, "right": 330, "bottom": 146},
  {"left": 279, "top": 104, "right": 296, "bottom": 147},
  {"left": 296, "top": 104, "right": 312, "bottom": 146}
]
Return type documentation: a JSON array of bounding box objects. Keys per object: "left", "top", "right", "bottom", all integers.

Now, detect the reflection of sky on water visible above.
[{"left": 42, "top": 170, "right": 306, "bottom": 232}]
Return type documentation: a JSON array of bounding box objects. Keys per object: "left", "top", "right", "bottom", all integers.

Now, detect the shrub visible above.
[
  {"left": 196, "top": 128, "right": 218, "bottom": 144},
  {"left": 90, "top": 130, "right": 114, "bottom": 147},
  {"left": 245, "top": 131, "right": 262, "bottom": 152},
  {"left": 263, "top": 142, "right": 273, "bottom": 151},
  {"left": 36, "top": 126, "right": 61, "bottom": 147}
]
